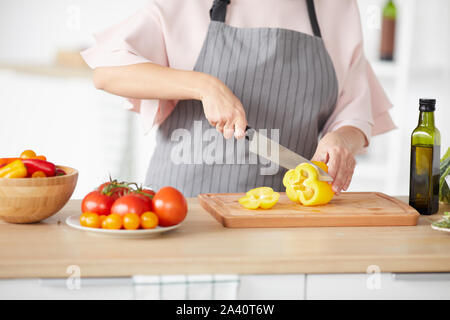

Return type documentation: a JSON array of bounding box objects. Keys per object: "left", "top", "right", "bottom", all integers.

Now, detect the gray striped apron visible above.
[{"left": 146, "top": 0, "right": 338, "bottom": 197}]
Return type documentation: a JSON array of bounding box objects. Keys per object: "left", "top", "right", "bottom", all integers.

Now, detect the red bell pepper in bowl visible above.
[{"left": 21, "top": 159, "right": 56, "bottom": 177}]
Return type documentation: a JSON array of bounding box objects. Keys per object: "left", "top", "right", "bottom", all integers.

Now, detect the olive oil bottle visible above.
[{"left": 409, "top": 99, "right": 440, "bottom": 215}]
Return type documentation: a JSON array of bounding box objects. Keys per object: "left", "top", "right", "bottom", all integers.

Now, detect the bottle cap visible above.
[{"left": 419, "top": 98, "right": 436, "bottom": 111}]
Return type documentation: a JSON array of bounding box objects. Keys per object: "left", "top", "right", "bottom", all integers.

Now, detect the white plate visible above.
[
  {"left": 431, "top": 224, "right": 450, "bottom": 233},
  {"left": 65, "top": 215, "right": 182, "bottom": 238}
]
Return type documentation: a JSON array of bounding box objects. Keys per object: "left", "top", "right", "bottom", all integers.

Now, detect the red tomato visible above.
[
  {"left": 132, "top": 189, "right": 155, "bottom": 209},
  {"left": 110, "top": 194, "right": 152, "bottom": 217},
  {"left": 98, "top": 182, "right": 129, "bottom": 200},
  {"left": 81, "top": 191, "right": 115, "bottom": 215},
  {"left": 152, "top": 186, "right": 188, "bottom": 227},
  {"left": 140, "top": 189, "right": 156, "bottom": 197}
]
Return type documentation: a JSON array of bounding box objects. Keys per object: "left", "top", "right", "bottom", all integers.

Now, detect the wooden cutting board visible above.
[{"left": 198, "top": 192, "right": 420, "bottom": 228}]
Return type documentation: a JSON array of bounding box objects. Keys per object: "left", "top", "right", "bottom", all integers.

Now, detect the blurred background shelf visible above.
[
  {"left": 0, "top": 64, "right": 91, "bottom": 78},
  {"left": 370, "top": 60, "right": 399, "bottom": 78}
]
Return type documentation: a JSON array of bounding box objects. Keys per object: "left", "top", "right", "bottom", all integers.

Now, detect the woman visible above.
[{"left": 82, "top": 0, "right": 395, "bottom": 197}]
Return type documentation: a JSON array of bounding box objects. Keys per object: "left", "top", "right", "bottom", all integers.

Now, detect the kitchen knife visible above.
[{"left": 245, "top": 126, "right": 333, "bottom": 182}]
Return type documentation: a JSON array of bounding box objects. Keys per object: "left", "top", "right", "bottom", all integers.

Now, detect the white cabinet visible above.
[
  {"left": 0, "top": 278, "right": 134, "bottom": 300},
  {"left": 133, "top": 275, "right": 239, "bottom": 300},
  {"left": 237, "top": 275, "right": 305, "bottom": 300},
  {"left": 1, "top": 273, "right": 449, "bottom": 299},
  {"left": 306, "top": 273, "right": 450, "bottom": 300}
]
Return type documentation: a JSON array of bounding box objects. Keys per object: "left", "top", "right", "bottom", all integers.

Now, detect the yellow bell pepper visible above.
[
  {"left": 239, "top": 187, "right": 280, "bottom": 210},
  {"left": 283, "top": 161, "right": 334, "bottom": 206},
  {"left": 0, "top": 159, "right": 28, "bottom": 178}
]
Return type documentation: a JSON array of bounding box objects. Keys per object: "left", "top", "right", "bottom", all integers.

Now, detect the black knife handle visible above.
[{"left": 245, "top": 125, "right": 253, "bottom": 141}]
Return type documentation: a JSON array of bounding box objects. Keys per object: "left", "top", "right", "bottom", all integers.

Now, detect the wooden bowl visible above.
[{"left": 0, "top": 166, "right": 78, "bottom": 223}]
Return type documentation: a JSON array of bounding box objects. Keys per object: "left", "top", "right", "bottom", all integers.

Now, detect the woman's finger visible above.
[
  {"left": 311, "top": 150, "right": 329, "bottom": 164},
  {"left": 328, "top": 148, "right": 349, "bottom": 194},
  {"left": 344, "top": 157, "right": 356, "bottom": 191},
  {"left": 223, "top": 122, "right": 235, "bottom": 139},
  {"left": 337, "top": 152, "right": 355, "bottom": 193},
  {"left": 342, "top": 159, "right": 355, "bottom": 191},
  {"left": 233, "top": 111, "right": 247, "bottom": 139},
  {"left": 326, "top": 148, "right": 340, "bottom": 181},
  {"left": 216, "top": 121, "right": 225, "bottom": 133},
  {"left": 342, "top": 172, "right": 352, "bottom": 191}
]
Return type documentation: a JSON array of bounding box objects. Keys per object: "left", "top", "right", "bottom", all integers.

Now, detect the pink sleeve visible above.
[
  {"left": 321, "top": 0, "right": 396, "bottom": 146},
  {"left": 81, "top": 3, "right": 173, "bottom": 131}
]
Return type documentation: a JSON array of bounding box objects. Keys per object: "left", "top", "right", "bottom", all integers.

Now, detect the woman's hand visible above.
[
  {"left": 197, "top": 74, "right": 247, "bottom": 139},
  {"left": 311, "top": 126, "right": 367, "bottom": 194}
]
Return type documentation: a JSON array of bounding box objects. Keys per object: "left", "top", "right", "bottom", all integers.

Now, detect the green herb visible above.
[{"left": 432, "top": 218, "right": 450, "bottom": 229}]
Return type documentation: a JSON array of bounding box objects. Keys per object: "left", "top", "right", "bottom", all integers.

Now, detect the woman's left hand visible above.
[{"left": 311, "top": 126, "right": 367, "bottom": 195}]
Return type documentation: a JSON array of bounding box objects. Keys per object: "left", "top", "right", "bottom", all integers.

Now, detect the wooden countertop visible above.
[{"left": 0, "top": 197, "right": 449, "bottom": 278}]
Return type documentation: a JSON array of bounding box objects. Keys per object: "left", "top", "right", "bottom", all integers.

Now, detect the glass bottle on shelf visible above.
[{"left": 380, "top": 0, "right": 396, "bottom": 61}]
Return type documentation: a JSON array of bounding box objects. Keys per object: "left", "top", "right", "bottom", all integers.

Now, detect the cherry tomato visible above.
[
  {"left": 102, "top": 213, "right": 123, "bottom": 230},
  {"left": 98, "top": 182, "right": 130, "bottom": 200},
  {"left": 80, "top": 212, "right": 101, "bottom": 228},
  {"left": 123, "top": 213, "right": 140, "bottom": 230},
  {"left": 140, "top": 211, "right": 159, "bottom": 229},
  {"left": 110, "top": 194, "right": 152, "bottom": 217},
  {"left": 99, "top": 215, "right": 107, "bottom": 225},
  {"left": 152, "top": 186, "right": 188, "bottom": 227},
  {"left": 31, "top": 171, "right": 46, "bottom": 178},
  {"left": 81, "top": 190, "right": 115, "bottom": 215},
  {"left": 20, "top": 150, "right": 36, "bottom": 159},
  {"left": 80, "top": 212, "right": 89, "bottom": 226}
]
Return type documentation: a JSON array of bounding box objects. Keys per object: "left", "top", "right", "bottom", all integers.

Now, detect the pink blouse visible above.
[{"left": 81, "top": 0, "right": 396, "bottom": 144}]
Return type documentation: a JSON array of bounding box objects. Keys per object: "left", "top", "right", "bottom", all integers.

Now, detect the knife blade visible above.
[{"left": 245, "top": 126, "right": 333, "bottom": 182}]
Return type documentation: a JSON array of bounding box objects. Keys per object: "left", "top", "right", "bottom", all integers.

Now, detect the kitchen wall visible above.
[{"left": 0, "top": 0, "right": 449, "bottom": 198}]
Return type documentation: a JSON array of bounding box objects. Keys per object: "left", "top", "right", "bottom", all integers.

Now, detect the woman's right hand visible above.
[{"left": 197, "top": 73, "right": 247, "bottom": 139}]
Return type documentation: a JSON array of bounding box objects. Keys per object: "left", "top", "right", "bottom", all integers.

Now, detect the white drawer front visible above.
[
  {"left": 306, "top": 273, "right": 450, "bottom": 300},
  {"left": 0, "top": 278, "right": 134, "bottom": 300},
  {"left": 238, "top": 275, "right": 305, "bottom": 300}
]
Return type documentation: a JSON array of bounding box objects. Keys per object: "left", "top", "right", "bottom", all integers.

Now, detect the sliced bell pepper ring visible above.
[
  {"left": 21, "top": 159, "right": 56, "bottom": 177},
  {"left": 0, "top": 160, "right": 28, "bottom": 178},
  {"left": 239, "top": 187, "right": 280, "bottom": 210},
  {"left": 283, "top": 161, "right": 334, "bottom": 206}
]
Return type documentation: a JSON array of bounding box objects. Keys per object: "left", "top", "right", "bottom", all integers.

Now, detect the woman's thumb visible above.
[{"left": 311, "top": 150, "right": 329, "bottom": 164}]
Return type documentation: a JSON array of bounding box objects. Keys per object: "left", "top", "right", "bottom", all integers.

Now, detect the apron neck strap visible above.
[
  {"left": 209, "top": 0, "right": 322, "bottom": 38},
  {"left": 210, "top": 0, "right": 230, "bottom": 22},
  {"left": 306, "top": 0, "right": 322, "bottom": 38}
]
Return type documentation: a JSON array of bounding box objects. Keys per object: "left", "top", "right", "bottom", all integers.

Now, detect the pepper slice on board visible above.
[
  {"left": 283, "top": 161, "right": 334, "bottom": 206},
  {"left": 239, "top": 187, "right": 280, "bottom": 210}
]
